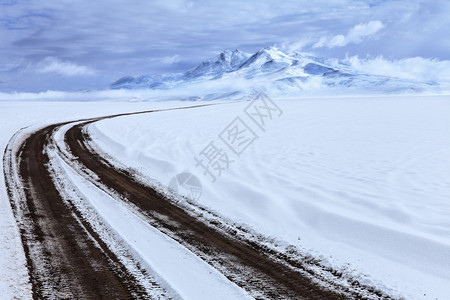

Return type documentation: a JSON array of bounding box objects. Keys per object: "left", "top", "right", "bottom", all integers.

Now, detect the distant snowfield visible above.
[
  {"left": 89, "top": 95, "right": 450, "bottom": 299},
  {"left": 0, "top": 100, "right": 204, "bottom": 300}
]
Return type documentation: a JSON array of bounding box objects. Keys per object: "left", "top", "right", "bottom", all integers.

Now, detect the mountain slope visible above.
[{"left": 111, "top": 47, "right": 440, "bottom": 98}]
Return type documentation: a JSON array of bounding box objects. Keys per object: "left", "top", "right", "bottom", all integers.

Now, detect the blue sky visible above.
[{"left": 1, "top": 0, "right": 449, "bottom": 92}]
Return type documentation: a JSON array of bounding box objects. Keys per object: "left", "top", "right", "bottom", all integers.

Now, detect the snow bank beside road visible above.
[
  {"left": 0, "top": 100, "right": 203, "bottom": 299},
  {"left": 90, "top": 95, "right": 450, "bottom": 299},
  {"left": 51, "top": 142, "right": 251, "bottom": 300}
]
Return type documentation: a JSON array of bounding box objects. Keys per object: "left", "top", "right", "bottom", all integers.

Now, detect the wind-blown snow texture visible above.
[
  {"left": 90, "top": 95, "right": 450, "bottom": 300},
  {"left": 111, "top": 47, "right": 441, "bottom": 99}
]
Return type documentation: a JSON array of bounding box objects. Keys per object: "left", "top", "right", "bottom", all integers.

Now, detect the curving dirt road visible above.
[
  {"left": 3, "top": 106, "right": 387, "bottom": 299},
  {"left": 4, "top": 123, "right": 151, "bottom": 299}
]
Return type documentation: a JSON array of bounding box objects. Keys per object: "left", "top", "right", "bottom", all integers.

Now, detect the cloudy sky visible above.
[{"left": 1, "top": 0, "right": 449, "bottom": 92}]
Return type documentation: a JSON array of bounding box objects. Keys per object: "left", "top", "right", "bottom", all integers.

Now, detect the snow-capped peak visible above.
[
  {"left": 219, "top": 49, "right": 250, "bottom": 70},
  {"left": 239, "top": 46, "right": 296, "bottom": 70},
  {"left": 110, "top": 46, "right": 441, "bottom": 96},
  {"left": 259, "top": 46, "right": 294, "bottom": 60},
  {"left": 183, "top": 49, "right": 250, "bottom": 79}
]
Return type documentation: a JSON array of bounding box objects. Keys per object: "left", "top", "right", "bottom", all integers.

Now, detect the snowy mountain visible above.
[
  {"left": 184, "top": 49, "right": 250, "bottom": 78},
  {"left": 111, "top": 47, "right": 440, "bottom": 98}
]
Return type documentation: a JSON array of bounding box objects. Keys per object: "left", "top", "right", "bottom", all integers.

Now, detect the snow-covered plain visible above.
[
  {"left": 89, "top": 95, "right": 450, "bottom": 299},
  {"left": 0, "top": 100, "right": 208, "bottom": 299}
]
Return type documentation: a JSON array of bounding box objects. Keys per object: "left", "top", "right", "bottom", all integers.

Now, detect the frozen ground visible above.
[
  {"left": 0, "top": 100, "right": 206, "bottom": 299},
  {"left": 89, "top": 95, "right": 450, "bottom": 299}
]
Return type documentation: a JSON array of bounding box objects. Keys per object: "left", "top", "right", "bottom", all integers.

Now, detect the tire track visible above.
[
  {"left": 3, "top": 123, "right": 154, "bottom": 299},
  {"left": 3, "top": 104, "right": 387, "bottom": 299},
  {"left": 1, "top": 104, "right": 223, "bottom": 299},
  {"left": 64, "top": 115, "right": 361, "bottom": 299}
]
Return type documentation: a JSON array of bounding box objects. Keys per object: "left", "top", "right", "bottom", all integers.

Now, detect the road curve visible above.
[
  {"left": 65, "top": 117, "right": 351, "bottom": 299},
  {"left": 3, "top": 105, "right": 387, "bottom": 299},
  {"left": 3, "top": 123, "right": 150, "bottom": 299}
]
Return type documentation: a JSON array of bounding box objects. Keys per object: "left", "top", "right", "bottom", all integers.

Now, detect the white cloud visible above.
[
  {"left": 343, "top": 55, "right": 450, "bottom": 83},
  {"left": 314, "top": 20, "right": 384, "bottom": 48},
  {"left": 147, "top": 54, "right": 180, "bottom": 65},
  {"left": 2, "top": 0, "right": 450, "bottom": 92},
  {"left": 278, "top": 38, "right": 314, "bottom": 53},
  {"left": 161, "top": 55, "right": 180, "bottom": 64},
  {"left": 36, "top": 57, "right": 96, "bottom": 76}
]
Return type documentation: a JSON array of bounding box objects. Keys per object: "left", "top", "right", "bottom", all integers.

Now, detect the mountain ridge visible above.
[{"left": 111, "top": 46, "right": 440, "bottom": 98}]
